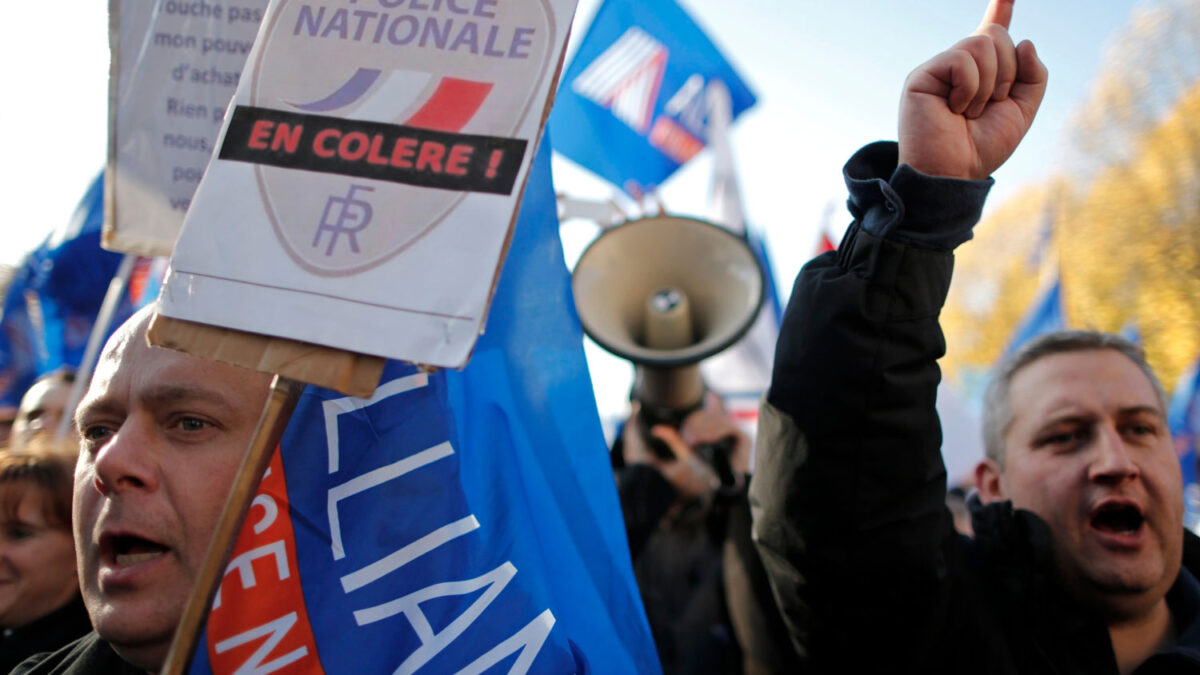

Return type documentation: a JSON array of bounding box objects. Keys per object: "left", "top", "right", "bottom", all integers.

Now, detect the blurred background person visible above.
[
  {"left": 10, "top": 370, "right": 76, "bottom": 451},
  {"left": 0, "top": 449, "right": 89, "bottom": 672},
  {"left": 945, "top": 485, "right": 975, "bottom": 537},
  {"left": 614, "top": 393, "right": 796, "bottom": 674}
]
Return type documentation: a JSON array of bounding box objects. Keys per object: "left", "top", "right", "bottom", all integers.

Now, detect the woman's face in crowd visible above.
[{"left": 0, "top": 488, "right": 77, "bottom": 628}]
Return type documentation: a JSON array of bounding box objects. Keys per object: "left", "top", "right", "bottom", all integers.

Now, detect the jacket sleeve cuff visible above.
[{"left": 843, "top": 141, "right": 994, "bottom": 251}]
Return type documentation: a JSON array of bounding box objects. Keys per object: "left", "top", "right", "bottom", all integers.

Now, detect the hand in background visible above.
[{"left": 623, "top": 393, "right": 751, "bottom": 503}]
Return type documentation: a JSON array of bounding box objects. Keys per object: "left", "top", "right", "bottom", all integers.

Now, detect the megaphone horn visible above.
[{"left": 571, "top": 215, "right": 765, "bottom": 424}]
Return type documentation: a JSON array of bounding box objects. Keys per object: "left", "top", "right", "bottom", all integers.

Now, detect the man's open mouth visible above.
[
  {"left": 1090, "top": 502, "right": 1145, "bottom": 536},
  {"left": 106, "top": 534, "right": 169, "bottom": 567}
]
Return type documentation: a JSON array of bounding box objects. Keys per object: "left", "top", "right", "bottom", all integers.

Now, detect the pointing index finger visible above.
[{"left": 979, "top": 0, "right": 1014, "bottom": 31}]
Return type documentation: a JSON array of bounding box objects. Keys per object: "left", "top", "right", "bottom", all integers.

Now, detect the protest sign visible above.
[
  {"left": 157, "top": 0, "right": 578, "bottom": 369},
  {"left": 107, "top": 0, "right": 268, "bottom": 255}
]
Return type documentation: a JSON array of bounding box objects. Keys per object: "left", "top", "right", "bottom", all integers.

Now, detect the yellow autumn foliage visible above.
[{"left": 942, "top": 76, "right": 1200, "bottom": 394}]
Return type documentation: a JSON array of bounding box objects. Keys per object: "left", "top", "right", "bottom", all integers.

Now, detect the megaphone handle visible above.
[
  {"left": 696, "top": 437, "right": 739, "bottom": 490},
  {"left": 636, "top": 409, "right": 683, "bottom": 460},
  {"left": 636, "top": 402, "right": 741, "bottom": 489}
]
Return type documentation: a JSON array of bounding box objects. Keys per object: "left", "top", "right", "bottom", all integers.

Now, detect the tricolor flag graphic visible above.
[{"left": 288, "top": 67, "right": 495, "bottom": 134}]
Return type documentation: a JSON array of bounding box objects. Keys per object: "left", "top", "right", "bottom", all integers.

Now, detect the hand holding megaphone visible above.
[{"left": 622, "top": 393, "right": 750, "bottom": 505}]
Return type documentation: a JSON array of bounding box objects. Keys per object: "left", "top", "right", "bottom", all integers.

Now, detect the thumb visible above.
[
  {"left": 650, "top": 424, "right": 695, "bottom": 461},
  {"left": 1008, "top": 39, "right": 1048, "bottom": 124}
]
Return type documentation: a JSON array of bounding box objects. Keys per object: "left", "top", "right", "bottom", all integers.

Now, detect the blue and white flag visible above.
[
  {"left": 192, "top": 139, "right": 661, "bottom": 674},
  {"left": 1002, "top": 275, "right": 1065, "bottom": 359},
  {"left": 550, "top": 0, "right": 756, "bottom": 193},
  {"left": 32, "top": 171, "right": 128, "bottom": 372}
]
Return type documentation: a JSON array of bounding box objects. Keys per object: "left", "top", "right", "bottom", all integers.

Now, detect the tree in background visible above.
[{"left": 941, "top": 0, "right": 1200, "bottom": 397}]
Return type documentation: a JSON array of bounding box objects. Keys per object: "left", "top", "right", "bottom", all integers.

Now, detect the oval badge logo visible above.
[{"left": 230, "top": 0, "right": 558, "bottom": 276}]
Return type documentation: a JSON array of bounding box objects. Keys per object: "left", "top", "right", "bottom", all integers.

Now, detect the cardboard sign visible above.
[
  {"left": 106, "top": 0, "right": 269, "bottom": 256},
  {"left": 158, "top": 0, "right": 576, "bottom": 368}
]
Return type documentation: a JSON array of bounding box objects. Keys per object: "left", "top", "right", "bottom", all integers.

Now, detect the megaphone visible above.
[{"left": 572, "top": 215, "right": 765, "bottom": 462}]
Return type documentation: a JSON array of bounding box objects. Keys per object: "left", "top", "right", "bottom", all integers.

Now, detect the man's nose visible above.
[
  {"left": 92, "top": 419, "right": 158, "bottom": 495},
  {"left": 1088, "top": 423, "right": 1140, "bottom": 484}
]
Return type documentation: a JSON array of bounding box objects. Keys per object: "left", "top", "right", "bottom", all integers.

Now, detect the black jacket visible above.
[
  {"left": 10, "top": 632, "right": 140, "bottom": 675},
  {"left": 749, "top": 143, "right": 1200, "bottom": 674},
  {"left": 616, "top": 460, "right": 798, "bottom": 674},
  {"left": 0, "top": 595, "right": 91, "bottom": 674}
]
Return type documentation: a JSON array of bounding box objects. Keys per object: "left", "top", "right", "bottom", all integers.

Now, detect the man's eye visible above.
[
  {"left": 178, "top": 418, "right": 210, "bottom": 432},
  {"left": 82, "top": 425, "right": 114, "bottom": 443},
  {"left": 1040, "top": 429, "right": 1085, "bottom": 449},
  {"left": 4, "top": 526, "right": 32, "bottom": 541},
  {"left": 1125, "top": 423, "right": 1157, "bottom": 437}
]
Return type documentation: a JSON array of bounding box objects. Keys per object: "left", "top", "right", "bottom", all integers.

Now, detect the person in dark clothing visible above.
[
  {"left": 617, "top": 394, "right": 798, "bottom": 674},
  {"left": 750, "top": 0, "right": 1200, "bottom": 672},
  {"left": 0, "top": 452, "right": 90, "bottom": 674},
  {"left": 0, "top": 597, "right": 93, "bottom": 675},
  {"left": 617, "top": 395, "right": 748, "bottom": 674},
  {"left": 14, "top": 307, "right": 271, "bottom": 674},
  {"left": 10, "top": 632, "right": 142, "bottom": 675}
]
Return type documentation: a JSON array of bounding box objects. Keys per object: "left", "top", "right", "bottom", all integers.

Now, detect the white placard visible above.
[
  {"left": 159, "top": 0, "right": 576, "bottom": 368},
  {"left": 106, "top": 0, "right": 269, "bottom": 256}
]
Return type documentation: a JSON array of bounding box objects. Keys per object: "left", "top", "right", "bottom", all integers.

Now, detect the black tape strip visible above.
[{"left": 219, "top": 105, "right": 527, "bottom": 195}]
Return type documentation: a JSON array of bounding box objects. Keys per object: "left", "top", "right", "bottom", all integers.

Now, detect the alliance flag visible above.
[{"left": 190, "top": 140, "right": 660, "bottom": 674}]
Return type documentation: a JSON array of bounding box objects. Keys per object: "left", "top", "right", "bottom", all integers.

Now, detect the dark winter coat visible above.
[{"left": 749, "top": 142, "right": 1200, "bottom": 674}]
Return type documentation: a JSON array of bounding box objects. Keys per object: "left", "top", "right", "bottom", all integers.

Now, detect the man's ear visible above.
[{"left": 974, "top": 458, "right": 1007, "bottom": 504}]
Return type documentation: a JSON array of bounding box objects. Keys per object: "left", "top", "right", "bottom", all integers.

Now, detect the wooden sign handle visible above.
[{"left": 161, "top": 375, "right": 305, "bottom": 675}]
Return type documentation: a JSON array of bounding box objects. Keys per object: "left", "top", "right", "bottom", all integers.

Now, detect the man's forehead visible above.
[
  {"left": 82, "top": 312, "right": 270, "bottom": 415},
  {"left": 85, "top": 314, "right": 155, "bottom": 397},
  {"left": 1010, "top": 349, "right": 1163, "bottom": 421},
  {"left": 18, "top": 377, "right": 71, "bottom": 415}
]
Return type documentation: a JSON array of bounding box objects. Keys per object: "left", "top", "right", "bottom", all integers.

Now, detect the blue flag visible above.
[
  {"left": 550, "top": 0, "right": 756, "bottom": 193},
  {"left": 1170, "top": 362, "right": 1200, "bottom": 530},
  {"left": 1002, "top": 276, "right": 1065, "bottom": 359},
  {"left": 34, "top": 171, "right": 127, "bottom": 372},
  {"left": 192, "top": 139, "right": 661, "bottom": 674},
  {"left": 0, "top": 171, "right": 128, "bottom": 408},
  {"left": 0, "top": 267, "right": 40, "bottom": 411},
  {"left": 1119, "top": 322, "right": 1142, "bottom": 346}
]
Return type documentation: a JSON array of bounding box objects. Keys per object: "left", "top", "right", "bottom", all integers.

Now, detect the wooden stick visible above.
[{"left": 160, "top": 374, "right": 305, "bottom": 675}]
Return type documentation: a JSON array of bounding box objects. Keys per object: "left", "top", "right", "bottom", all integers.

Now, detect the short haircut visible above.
[
  {"left": 34, "top": 368, "right": 77, "bottom": 386},
  {"left": 0, "top": 451, "right": 74, "bottom": 529},
  {"left": 981, "top": 330, "right": 1167, "bottom": 468}
]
